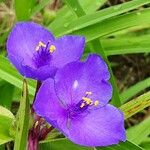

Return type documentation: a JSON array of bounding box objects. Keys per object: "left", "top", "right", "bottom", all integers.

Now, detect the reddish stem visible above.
[
  {"left": 40, "top": 126, "right": 54, "bottom": 140},
  {"left": 28, "top": 116, "right": 54, "bottom": 150},
  {"left": 28, "top": 129, "right": 39, "bottom": 150}
]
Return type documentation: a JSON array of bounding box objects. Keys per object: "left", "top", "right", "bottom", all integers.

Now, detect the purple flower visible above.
[
  {"left": 33, "top": 54, "right": 126, "bottom": 146},
  {"left": 6, "top": 22, "right": 85, "bottom": 80}
]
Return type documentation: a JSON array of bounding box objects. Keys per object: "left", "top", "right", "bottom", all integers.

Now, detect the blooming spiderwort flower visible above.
[
  {"left": 33, "top": 54, "right": 126, "bottom": 146},
  {"left": 6, "top": 22, "right": 85, "bottom": 80}
]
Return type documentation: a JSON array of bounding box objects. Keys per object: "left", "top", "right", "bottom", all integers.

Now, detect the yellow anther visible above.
[
  {"left": 85, "top": 91, "right": 92, "bottom": 95},
  {"left": 80, "top": 103, "right": 85, "bottom": 108},
  {"left": 82, "top": 97, "right": 92, "bottom": 105},
  {"left": 94, "top": 100, "right": 99, "bottom": 106},
  {"left": 39, "top": 41, "right": 46, "bottom": 47},
  {"left": 49, "top": 45, "right": 56, "bottom": 53},
  {"left": 36, "top": 41, "right": 46, "bottom": 51}
]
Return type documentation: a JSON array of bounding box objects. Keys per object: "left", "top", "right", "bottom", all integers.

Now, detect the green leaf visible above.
[
  {"left": 140, "top": 138, "right": 150, "bottom": 150},
  {"left": 120, "top": 91, "right": 150, "bottom": 119},
  {"left": 30, "top": 0, "right": 52, "bottom": 17},
  {"left": 120, "top": 77, "right": 150, "bottom": 104},
  {"left": 0, "top": 56, "right": 36, "bottom": 96},
  {"left": 14, "top": 0, "right": 36, "bottom": 20},
  {"left": 40, "top": 138, "right": 94, "bottom": 150},
  {"left": 0, "top": 82, "right": 14, "bottom": 109},
  {"left": 0, "top": 106, "right": 14, "bottom": 119},
  {"left": 50, "top": 0, "right": 105, "bottom": 31},
  {"left": 0, "top": 145, "right": 5, "bottom": 150},
  {"left": 72, "top": 8, "right": 150, "bottom": 42},
  {"left": 0, "top": 106, "right": 15, "bottom": 145},
  {"left": 80, "top": 0, "right": 107, "bottom": 13},
  {"left": 97, "top": 140, "right": 143, "bottom": 150},
  {"left": 84, "top": 32, "right": 150, "bottom": 56},
  {"left": 13, "top": 79, "right": 30, "bottom": 150},
  {"left": 40, "top": 139, "right": 143, "bottom": 150},
  {"left": 127, "top": 117, "right": 150, "bottom": 145},
  {"left": 64, "top": 0, "right": 86, "bottom": 17},
  {"left": 101, "top": 34, "right": 150, "bottom": 56},
  {"left": 49, "top": 0, "right": 150, "bottom": 38}
]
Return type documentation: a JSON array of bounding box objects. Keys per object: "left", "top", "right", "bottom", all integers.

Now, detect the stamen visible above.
[
  {"left": 36, "top": 46, "right": 40, "bottom": 51},
  {"left": 94, "top": 100, "right": 99, "bottom": 106},
  {"left": 82, "top": 97, "right": 92, "bottom": 105},
  {"left": 34, "top": 121, "right": 39, "bottom": 129},
  {"left": 36, "top": 41, "right": 46, "bottom": 51},
  {"left": 49, "top": 45, "right": 56, "bottom": 53},
  {"left": 80, "top": 103, "right": 85, "bottom": 108},
  {"left": 85, "top": 91, "right": 92, "bottom": 95}
]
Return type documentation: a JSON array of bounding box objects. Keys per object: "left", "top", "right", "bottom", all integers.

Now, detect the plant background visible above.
[{"left": 0, "top": 0, "right": 150, "bottom": 150}]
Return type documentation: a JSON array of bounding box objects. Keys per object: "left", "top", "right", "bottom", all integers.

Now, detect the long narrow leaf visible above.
[
  {"left": 0, "top": 106, "right": 14, "bottom": 145},
  {"left": 13, "top": 80, "right": 30, "bottom": 150},
  {"left": 14, "top": 0, "right": 36, "bottom": 20},
  {"left": 97, "top": 140, "right": 143, "bottom": 150},
  {"left": 120, "top": 91, "right": 150, "bottom": 119},
  {"left": 72, "top": 8, "right": 150, "bottom": 42},
  {"left": 30, "top": 0, "right": 52, "bottom": 17},
  {"left": 101, "top": 35, "right": 150, "bottom": 56},
  {"left": 49, "top": 0, "right": 150, "bottom": 38},
  {"left": 120, "top": 77, "right": 150, "bottom": 104},
  {"left": 127, "top": 117, "right": 150, "bottom": 145}
]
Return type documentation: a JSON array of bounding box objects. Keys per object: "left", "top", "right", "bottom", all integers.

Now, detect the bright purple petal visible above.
[
  {"left": 54, "top": 54, "right": 112, "bottom": 106},
  {"left": 33, "top": 78, "right": 67, "bottom": 128},
  {"left": 58, "top": 104, "right": 126, "bottom": 147},
  {"left": 8, "top": 55, "right": 57, "bottom": 80},
  {"left": 7, "top": 22, "right": 85, "bottom": 80},
  {"left": 51, "top": 35, "right": 85, "bottom": 68},
  {"left": 7, "top": 22, "right": 54, "bottom": 67},
  {"left": 6, "top": 22, "right": 56, "bottom": 80}
]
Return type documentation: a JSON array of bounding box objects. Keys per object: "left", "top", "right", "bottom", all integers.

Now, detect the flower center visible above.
[
  {"left": 32, "top": 41, "right": 56, "bottom": 68},
  {"left": 68, "top": 91, "right": 99, "bottom": 119}
]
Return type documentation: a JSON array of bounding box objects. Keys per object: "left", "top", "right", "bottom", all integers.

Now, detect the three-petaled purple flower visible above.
[
  {"left": 33, "top": 54, "right": 126, "bottom": 147},
  {"left": 6, "top": 22, "right": 85, "bottom": 80}
]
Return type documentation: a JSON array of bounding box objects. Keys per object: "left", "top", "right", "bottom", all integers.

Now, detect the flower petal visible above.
[
  {"left": 54, "top": 54, "right": 112, "bottom": 106},
  {"left": 59, "top": 104, "right": 126, "bottom": 147},
  {"left": 33, "top": 78, "right": 67, "bottom": 128},
  {"left": 7, "top": 22, "right": 55, "bottom": 68},
  {"left": 8, "top": 55, "right": 57, "bottom": 80},
  {"left": 51, "top": 35, "right": 85, "bottom": 68}
]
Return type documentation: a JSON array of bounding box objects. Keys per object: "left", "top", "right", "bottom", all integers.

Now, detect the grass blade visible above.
[
  {"left": 120, "top": 77, "right": 150, "bottom": 104},
  {"left": 101, "top": 34, "right": 150, "bottom": 56},
  {"left": 0, "top": 82, "right": 14, "bottom": 109},
  {"left": 72, "top": 8, "right": 150, "bottom": 42},
  {"left": 30, "top": 0, "right": 52, "bottom": 17},
  {"left": 127, "top": 117, "right": 150, "bottom": 145},
  {"left": 120, "top": 91, "right": 150, "bottom": 119},
  {"left": 0, "top": 106, "right": 14, "bottom": 145},
  {"left": 49, "top": 0, "right": 150, "bottom": 37},
  {"left": 97, "top": 140, "right": 143, "bottom": 150},
  {"left": 14, "top": 0, "right": 36, "bottom": 20},
  {"left": 13, "top": 80, "right": 30, "bottom": 150}
]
